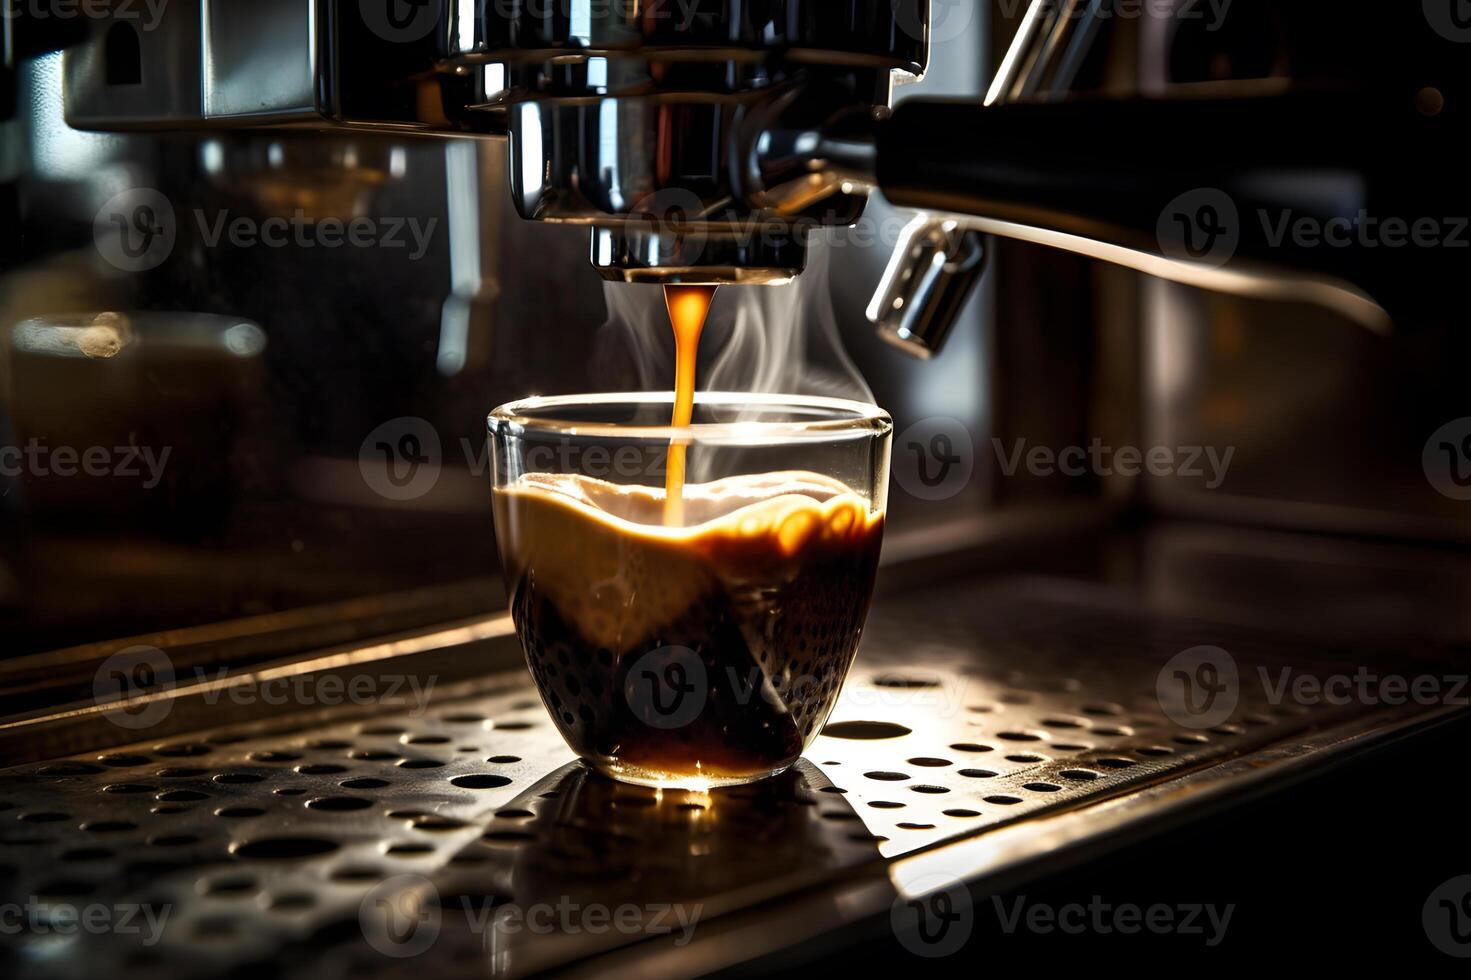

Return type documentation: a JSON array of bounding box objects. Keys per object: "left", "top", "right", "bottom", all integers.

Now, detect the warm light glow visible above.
[
  {"left": 666, "top": 773, "right": 711, "bottom": 794},
  {"left": 985, "top": 0, "right": 1049, "bottom": 106},
  {"left": 662, "top": 285, "right": 719, "bottom": 525},
  {"left": 959, "top": 215, "right": 1391, "bottom": 334}
]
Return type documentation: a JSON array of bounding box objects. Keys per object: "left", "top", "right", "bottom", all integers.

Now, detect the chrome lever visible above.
[{"left": 867, "top": 214, "right": 987, "bottom": 359}]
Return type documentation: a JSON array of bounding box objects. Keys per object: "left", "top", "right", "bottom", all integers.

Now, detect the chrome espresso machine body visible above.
[
  {"left": 55, "top": 0, "right": 930, "bottom": 282},
  {"left": 2, "top": 1, "right": 1470, "bottom": 976}
]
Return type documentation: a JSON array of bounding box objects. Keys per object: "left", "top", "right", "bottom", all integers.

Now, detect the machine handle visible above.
[{"left": 867, "top": 215, "right": 987, "bottom": 359}]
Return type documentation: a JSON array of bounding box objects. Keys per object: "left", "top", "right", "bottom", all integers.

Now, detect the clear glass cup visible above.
[{"left": 487, "top": 392, "right": 892, "bottom": 789}]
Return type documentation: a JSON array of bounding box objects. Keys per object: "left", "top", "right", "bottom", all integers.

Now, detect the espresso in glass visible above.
[
  {"left": 494, "top": 468, "right": 885, "bottom": 786},
  {"left": 490, "top": 287, "right": 890, "bottom": 787}
]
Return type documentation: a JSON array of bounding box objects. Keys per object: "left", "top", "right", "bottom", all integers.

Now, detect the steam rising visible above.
[{"left": 590, "top": 242, "right": 875, "bottom": 411}]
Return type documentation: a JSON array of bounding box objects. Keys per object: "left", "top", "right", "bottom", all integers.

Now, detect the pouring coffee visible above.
[{"left": 488, "top": 288, "right": 892, "bottom": 787}]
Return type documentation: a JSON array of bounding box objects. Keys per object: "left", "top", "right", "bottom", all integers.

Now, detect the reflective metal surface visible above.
[
  {"left": 61, "top": 1, "right": 485, "bottom": 132},
  {"left": 0, "top": 579, "right": 1444, "bottom": 977},
  {"left": 489, "top": 17, "right": 903, "bottom": 283},
  {"left": 589, "top": 226, "right": 807, "bottom": 285},
  {"left": 869, "top": 214, "right": 987, "bottom": 357},
  {"left": 202, "top": 0, "right": 317, "bottom": 122},
  {"left": 61, "top": 2, "right": 204, "bottom": 128}
]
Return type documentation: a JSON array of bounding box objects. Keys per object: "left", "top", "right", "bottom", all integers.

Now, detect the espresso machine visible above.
[{"left": 2, "top": 1, "right": 1469, "bottom": 975}]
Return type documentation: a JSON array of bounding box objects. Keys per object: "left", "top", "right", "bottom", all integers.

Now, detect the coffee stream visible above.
[{"left": 661, "top": 284, "right": 719, "bottom": 525}]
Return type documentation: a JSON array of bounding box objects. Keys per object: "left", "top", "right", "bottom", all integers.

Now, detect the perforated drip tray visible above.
[{"left": 0, "top": 579, "right": 1452, "bottom": 978}]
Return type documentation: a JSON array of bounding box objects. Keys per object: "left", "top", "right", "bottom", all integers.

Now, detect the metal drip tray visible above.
[{"left": 0, "top": 579, "right": 1454, "bottom": 978}]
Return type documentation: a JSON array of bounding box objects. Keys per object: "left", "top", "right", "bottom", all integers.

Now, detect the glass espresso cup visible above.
[{"left": 488, "top": 393, "right": 892, "bottom": 788}]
